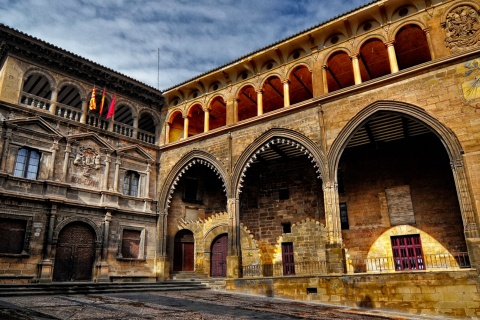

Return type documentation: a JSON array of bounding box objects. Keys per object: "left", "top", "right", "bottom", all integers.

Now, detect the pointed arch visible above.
[
  {"left": 232, "top": 128, "right": 326, "bottom": 198},
  {"left": 159, "top": 150, "right": 229, "bottom": 210}
]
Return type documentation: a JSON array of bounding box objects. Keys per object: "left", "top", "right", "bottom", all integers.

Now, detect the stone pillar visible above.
[
  {"left": 0, "top": 128, "right": 12, "bottom": 172},
  {"left": 96, "top": 211, "right": 111, "bottom": 282},
  {"left": 256, "top": 89, "right": 263, "bottom": 116},
  {"left": 183, "top": 115, "right": 189, "bottom": 139},
  {"left": 323, "top": 181, "right": 345, "bottom": 274},
  {"left": 350, "top": 54, "right": 362, "bottom": 85},
  {"left": 80, "top": 99, "right": 88, "bottom": 124},
  {"left": 423, "top": 28, "right": 436, "bottom": 60},
  {"left": 203, "top": 107, "right": 210, "bottom": 132},
  {"left": 49, "top": 139, "right": 59, "bottom": 180},
  {"left": 37, "top": 204, "right": 57, "bottom": 283},
  {"left": 62, "top": 142, "right": 71, "bottom": 181},
  {"left": 234, "top": 99, "right": 240, "bottom": 123},
  {"left": 113, "top": 155, "right": 121, "bottom": 192},
  {"left": 322, "top": 65, "right": 329, "bottom": 94},
  {"left": 385, "top": 41, "right": 399, "bottom": 73},
  {"left": 283, "top": 80, "right": 290, "bottom": 107},
  {"left": 132, "top": 116, "right": 139, "bottom": 139},
  {"left": 49, "top": 86, "right": 58, "bottom": 115},
  {"left": 157, "top": 209, "right": 170, "bottom": 281},
  {"left": 145, "top": 162, "right": 151, "bottom": 198},
  {"left": 103, "top": 153, "right": 111, "bottom": 190},
  {"left": 165, "top": 123, "right": 171, "bottom": 144},
  {"left": 227, "top": 198, "right": 241, "bottom": 278}
]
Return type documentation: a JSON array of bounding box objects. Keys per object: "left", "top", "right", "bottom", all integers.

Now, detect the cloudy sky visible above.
[{"left": 1, "top": 0, "right": 372, "bottom": 90}]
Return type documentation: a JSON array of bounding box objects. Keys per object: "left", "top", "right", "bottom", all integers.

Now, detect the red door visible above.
[
  {"left": 53, "top": 222, "right": 96, "bottom": 282},
  {"left": 173, "top": 230, "right": 195, "bottom": 271},
  {"left": 211, "top": 234, "right": 228, "bottom": 277},
  {"left": 282, "top": 242, "right": 295, "bottom": 275}
]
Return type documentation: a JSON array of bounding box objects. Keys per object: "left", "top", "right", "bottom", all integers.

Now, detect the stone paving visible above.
[{"left": 0, "top": 290, "right": 445, "bottom": 320}]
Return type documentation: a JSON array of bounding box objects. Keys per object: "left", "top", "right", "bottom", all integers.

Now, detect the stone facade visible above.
[{"left": 1, "top": 0, "right": 480, "bottom": 318}]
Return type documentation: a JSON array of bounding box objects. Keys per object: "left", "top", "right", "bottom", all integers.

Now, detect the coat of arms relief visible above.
[
  {"left": 444, "top": 5, "right": 480, "bottom": 52},
  {"left": 73, "top": 146, "right": 101, "bottom": 177}
]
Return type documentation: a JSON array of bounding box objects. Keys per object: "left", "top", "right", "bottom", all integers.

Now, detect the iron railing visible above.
[
  {"left": 243, "top": 261, "right": 327, "bottom": 277},
  {"left": 346, "top": 252, "right": 470, "bottom": 273}
]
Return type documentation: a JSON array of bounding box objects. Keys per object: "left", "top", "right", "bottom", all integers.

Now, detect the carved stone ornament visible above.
[
  {"left": 73, "top": 146, "right": 101, "bottom": 177},
  {"left": 445, "top": 5, "right": 480, "bottom": 51}
]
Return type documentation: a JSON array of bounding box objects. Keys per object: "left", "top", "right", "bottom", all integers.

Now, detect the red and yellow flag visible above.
[
  {"left": 89, "top": 87, "right": 96, "bottom": 110},
  {"left": 99, "top": 87, "right": 106, "bottom": 115},
  {"left": 106, "top": 93, "right": 116, "bottom": 119}
]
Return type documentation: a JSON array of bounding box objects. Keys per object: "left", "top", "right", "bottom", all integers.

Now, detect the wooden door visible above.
[
  {"left": 211, "top": 234, "right": 228, "bottom": 277},
  {"left": 173, "top": 230, "right": 195, "bottom": 271},
  {"left": 53, "top": 222, "right": 95, "bottom": 282},
  {"left": 282, "top": 242, "right": 295, "bottom": 275}
]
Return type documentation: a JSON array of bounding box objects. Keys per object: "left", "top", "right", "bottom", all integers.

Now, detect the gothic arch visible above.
[
  {"left": 23, "top": 67, "right": 56, "bottom": 89},
  {"left": 138, "top": 108, "right": 160, "bottom": 125},
  {"left": 159, "top": 150, "right": 229, "bottom": 210},
  {"left": 327, "top": 100, "right": 477, "bottom": 238},
  {"left": 56, "top": 80, "right": 87, "bottom": 100},
  {"left": 232, "top": 128, "right": 326, "bottom": 198}
]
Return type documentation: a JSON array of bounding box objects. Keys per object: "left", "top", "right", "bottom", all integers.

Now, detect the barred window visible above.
[
  {"left": 391, "top": 234, "right": 425, "bottom": 271},
  {"left": 14, "top": 147, "right": 40, "bottom": 179}
]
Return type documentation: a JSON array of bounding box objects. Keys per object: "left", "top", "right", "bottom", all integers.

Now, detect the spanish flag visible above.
[
  {"left": 89, "top": 87, "right": 96, "bottom": 110},
  {"left": 99, "top": 87, "right": 106, "bottom": 115},
  {"left": 106, "top": 93, "right": 116, "bottom": 119}
]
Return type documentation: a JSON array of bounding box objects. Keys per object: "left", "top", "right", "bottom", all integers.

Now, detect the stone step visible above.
[{"left": 0, "top": 281, "right": 209, "bottom": 297}]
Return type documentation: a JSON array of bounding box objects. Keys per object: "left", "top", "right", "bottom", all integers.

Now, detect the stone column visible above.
[
  {"left": 165, "top": 123, "right": 171, "bottom": 144},
  {"left": 323, "top": 181, "right": 345, "bottom": 274},
  {"left": 49, "top": 139, "right": 59, "bottom": 180},
  {"left": 322, "top": 65, "right": 329, "bottom": 94},
  {"left": 49, "top": 86, "right": 58, "bottom": 116},
  {"left": 157, "top": 209, "right": 170, "bottom": 281},
  {"left": 80, "top": 99, "right": 88, "bottom": 124},
  {"left": 113, "top": 155, "right": 121, "bottom": 192},
  {"left": 423, "top": 28, "right": 436, "bottom": 60},
  {"left": 103, "top": 153, "right": 111, "bottom": 190},
  {"left": 350, "top": 54, "right": 362, "bottom": 85},
  {"left": 183, "top": 115, "right": 189, "bottom": 139},
  {"left": 226, "top": 198, "right": 241, "bottom": 278},
  {"left": 0, "top": 128, "right": 12, "bottom": 172},
  {"left": 283, "top": 80, "right": 290, "bottom": 107},
  {"left": 132, "top": 115, "right": 138, "bottom": 139},
  {"left": 145, "top": 161, "right": 151, "bottom": 198},
  {"left": 385, "top": 41, "right": 399, "bottom": 73},
  {"left": 203, "top": 107, "right": 210, "bottom": 132},
  {"left": 62, "top": 142, "right": 71, "bottom": 181},
  {"left": 256, "top": 89, "right": 263, "bottom": 116},
  {"left": 234, "top": 99, "right": 240, "bottom": 123},
  {"left": 97, "top": 211, "right": 112, "bottom": 282},
  {"left": 37, "top": 204, "right": 57, "bottom": 283}
]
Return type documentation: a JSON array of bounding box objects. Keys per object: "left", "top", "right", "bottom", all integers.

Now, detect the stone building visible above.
[{"left": 1, "top": 0, "right": 480, "bottom": 318}]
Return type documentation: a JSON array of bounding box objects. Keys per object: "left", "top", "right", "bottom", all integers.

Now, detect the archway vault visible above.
[
  {"left": 160, "top": 150, "right": 229, "bottom": 210},
  {"left": 232, "top": 128, "right": 326, "bottom": 198}
]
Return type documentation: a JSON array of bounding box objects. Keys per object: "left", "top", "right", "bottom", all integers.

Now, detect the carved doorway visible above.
[
  {"left": 53, "top": 222, "right": 96, "bottom": 282},
  {"left": 210, "top": 234, "right": 228, "bottom": 277},
  {"left": 173, "top": 230, "right": 195, "bottom": 272}
]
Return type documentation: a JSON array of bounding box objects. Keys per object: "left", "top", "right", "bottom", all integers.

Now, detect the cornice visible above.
[{"left": 0, "top": 24, "right": 165, "bottom": 109}]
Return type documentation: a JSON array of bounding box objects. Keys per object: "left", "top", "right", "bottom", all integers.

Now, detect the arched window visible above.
[
  {"left": 326, "top": 51, "right": 354, "bottom": 92},
  {"left": 14, "top": 147, "right": 40, "bottom": 179},
  {"left": 395, "top": 24, "right": 431, "bottom": 70},
  {"left": 123, "top": 171, "right": 140, "bottom": 197}
]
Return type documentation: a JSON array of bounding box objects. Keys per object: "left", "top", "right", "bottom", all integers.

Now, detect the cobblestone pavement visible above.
[{"left": 0, "top": 290, "right": 444, "bottom": 320}]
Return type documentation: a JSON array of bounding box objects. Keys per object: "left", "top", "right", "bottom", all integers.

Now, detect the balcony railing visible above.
[
  {"left": 20, "top": 93, "right": 51, "bottom": 112},
  {"left": 55, "top": 102, "right": 82, "bottom": 122},
  {"left": 346, "top": 252, "right": 471, "bottom": 274},
  {"left": 137, "top": 128, "right": 155, "bottom": 144},
  {"left": 243, "top": 261, "right": 327, "bottom": 277},
  {"left": 113, "top": 122, "right": 134, "bottom": 138}
]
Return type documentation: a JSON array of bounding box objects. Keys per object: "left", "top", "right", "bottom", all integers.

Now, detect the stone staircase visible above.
[
  {"left": 170, "top": 272, "right": 226, "bottom": 290},
  {"left": 0, "top": 281, "right": 210, "bottom": 297}
]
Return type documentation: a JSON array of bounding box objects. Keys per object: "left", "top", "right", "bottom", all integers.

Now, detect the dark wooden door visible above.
[
  {"left": 173, "top": 230, "right": 195, "bottom": 271},
  {"left": 211, "top": 234, "right": 228, "bottom": 277},
  {"left": 53, "top": 222, "right": 95, "bottom": 282},
  {"left": 282, "top": 242, "right": 295, "bottom": 275}
]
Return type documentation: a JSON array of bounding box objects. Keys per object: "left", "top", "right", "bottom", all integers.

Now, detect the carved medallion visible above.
[
  {"left": 73, "top": 146, "right": 101, "bottom": 177},
  {"left": 445, "top": 5, "right": 480, "bottom": 51}
]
